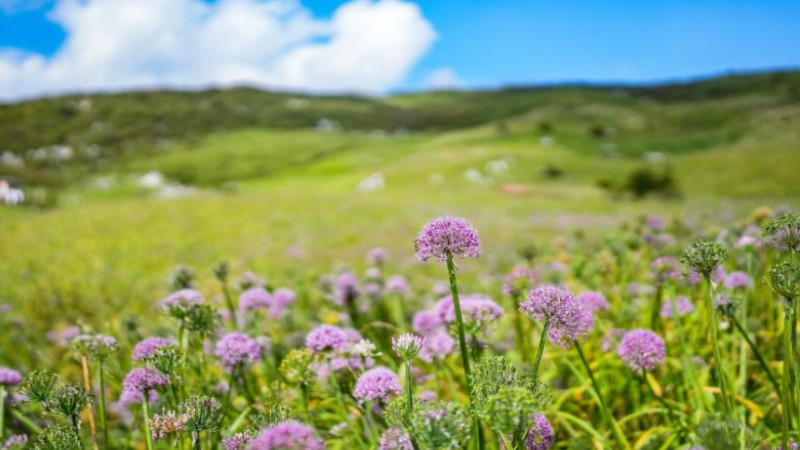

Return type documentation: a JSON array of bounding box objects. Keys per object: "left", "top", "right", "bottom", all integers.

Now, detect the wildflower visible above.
[
  {"left": 120, "top": 367, "right": 169, "bottom": 404},
  {"left": 367, "top": 247, "right": 389, "bottom": 265},
  {"left": 386, "top": 275, "right": 410, "bottom": 295},
  {"left": 520, "top": 285, "right": 594, "bottom": 347},
  {"left": 412, "top": 310, "right": 443, "bottom": 336},
  {"left": 248, "top": 420, "right": 324, "bottom": 450},
  {"left": 239, "top": 288, "right": 271, "bottom": 311},
  {"left": 19, "top": 370, "right": 58, "bottom": 402},
  {"left": 305, "top": 325, "right": 348, "bottom": 353},
  {"left": 419, "top": 331, "right": 455, "bottom": 363},
  {"left": 525, "top": 414, "right": 555, "bottom": 450},
  {"left": 577, "top": 291, "right": 609, "bottom": 312},
  {"left": 660, "top": 295, "right": 695, "bottom": 318},
  {"left": 1, "top": 435, "right": 27, "bottom": 450},
  {"left": 47, "top": 326, "right": 81, "bottom": 347},
  {"left": 769, "top": 263, "right": 800, "bottom": 299},
  {"left": 683, "top": 240, "right": 727, "bottom": 279},
  {"left": 734, "top": 235, "right": 761, "bottom": 249},
  {"left": 132, "top": 337, "right": 177, "bottom": 361},
  {"left": 160, "top": 289, "right": 204, "bottom": 317},
  {"left": 71, "top": 334, "right": 118, "bottom": 361},
  {"left": 763, "top": 212, "right": 800, "bottom": 253},
  {"left": 502, "top": 266, "right": 539, "bottom": 297},
  {"left": 237, "top": 271, "right": 265, "bottom": 290},
  {"left": 151, "top": 411, "right": 189, "bottom": 440},
  {"left": 222, "top": 433, "right": 252, "bottom": 450},
  {"left": 379, "top": 428, "right": 413, "bottom": 450},
  {"left": 618, "top": 329, "right": 666, "bottom": 372},
  {"left": 353, "top": 367, "right": 402, "bottom": 404},
  {"left": 215, "top": 333, "right": 261, "bottom": 372},
  {"left": 332, "top": 272, "right": 360, "bottom": 306},
  {"left": 31, "top": 425, "right": 82, "bottom": 449},
  {"left": 437, "top": 295, "right": 504, "bottom": 330},
  {"left": 268, "top": 288, "right": 296, "bottom": 318},
  {"left": 0, "top": 368, "right": 22, "bottom": 386},
  {"left": 409, "top": 401, "right": 471, "bottom": 449},
  {"left": 650, "top": 256, "right": 682, "bottom": 283},
  {"left": 393, "top": 333, "right": 424, "bottom": 360},
  {"left": 478, "top": 387, "right": 541, "bottom": 440},
  {"left": 182, "top": 395, "right": 222, "bottom": 444},
  {"left": 415, "top": 217, "right": 481, "bottom": 263},
  {"left": 47, "top": 384, "right": 92, "bottom": 423},
  {"left": 724, "top": 271, "right": 751, "bottom": 289}
]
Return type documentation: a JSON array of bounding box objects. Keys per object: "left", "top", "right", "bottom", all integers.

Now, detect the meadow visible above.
[{"left": 1, "top": 71, "right": 800, "bottom": 449}]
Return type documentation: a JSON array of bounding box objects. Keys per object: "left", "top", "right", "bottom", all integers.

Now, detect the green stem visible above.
[
  {"left": 731, "top": 315, "right": 781, "bottom": 396},
  {"left": 99, "top": 363, "right": 109, "bottom": 449},
  {"left": 142, "top": 396, "right": 154, "bottom": 450},
  {"left": 222, "top": 283, "right": 237, "bottom": 329},
  {"left": 0, "top": 387, "right": 6, "bottom": 440},
  {"left": 405, "top": 360, "right": 414, "bottom": 420},
  {"left": 299, "top": 383, "right": 310, "bottom": 423},
  {"left": 783, "top": 301, "right": 792, "bottom": 449},
  {"left": 641, "top": 370, "right": 678, "bottom": 427},
  {"left": 531, "top": 320, "right": 550, "bottom": 379},
  {"left": 9, "top": 409, "right": 42, "bottom": 435},
  {"left": 574, "top": 340, "right": 630, "bottom": 450},
  {"left": 707, "top": 278, "right": 732, "bottom": 415}
]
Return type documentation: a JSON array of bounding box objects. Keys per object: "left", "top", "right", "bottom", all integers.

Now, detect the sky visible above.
[{"left": 0, "top": 0, "right": 798, "bottom": 101}]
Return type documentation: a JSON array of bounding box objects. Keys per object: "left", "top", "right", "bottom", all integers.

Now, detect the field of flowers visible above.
[{"left": 2, "top": 208, "right": 800, "bottom": 450}]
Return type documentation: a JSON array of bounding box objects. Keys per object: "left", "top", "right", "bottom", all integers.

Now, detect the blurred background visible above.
[{"left": 0, "top": 0, "right": 799, "bottom": 324}]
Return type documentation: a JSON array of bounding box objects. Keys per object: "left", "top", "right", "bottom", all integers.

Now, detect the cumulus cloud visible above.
[
  {"left": 425, "top": 67, "right": 463, "bottom": 90},
  {"left": 0, "top": 0, "right": 437, "bottom": 100}
]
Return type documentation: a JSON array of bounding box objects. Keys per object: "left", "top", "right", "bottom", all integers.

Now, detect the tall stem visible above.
[
  {"left": 641, "top": 370, "right": 677, "bottom": 426},
  {"left": 706, "top": 278, "right": 732, "bottom": 415},
  {"left": 404, "top": 360, "right": 414, "bottom": 420},
  {"left": 574, "top": 341, "right": 630, "bottom": 450},
  {"left": 731, "top": 315, "right": 781, "bottom": 396},
  {"left": 531, "top": 320, "right": 550, "bottom": 379},
  {"left": 141, "top": 397, "right": 154, "bottom": 450},
  {"left": 98, "top": 363, "right": 109, "bottom": 449},
  {"left": 299, "top": 383, "right": 310, "bottom": 423},
  {"left": 80, "top": 355, "right": 99, "bottom": 450},
  {"left": 0, "top": 387, "right": 6, "bottom": 441},
  {"left": 783, "top": 301, "right": 792, "bottom": 449},
  {"left": 222, "top": 283, "right": 237, "bottom": 329}
]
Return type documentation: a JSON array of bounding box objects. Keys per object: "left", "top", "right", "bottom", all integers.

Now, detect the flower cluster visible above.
[
  {"left": 0, "top": 367, "right": 22, "bottom": 386},
  {"left": 415, "top": 217, "right": 481, "bottom": 263},
  {"left": 132, "top": 337, "right": 177, "bottom": 361},
  {"left": 120, "top": 367, "right": 169, "bottom": 404},
  {"left": 215, "top": 333, "right": 261, "bottom": 372},
  {"left": 248, "top": 421, "right": 324, "bottom": 450},
  {"left": 392, "top": 333, "right": 424, "bottom": 360},
  {"left": 353, "top": 367, "right": 402, "bottom": 404},
  {"left": 520, "top": 285, "right": 594, "bottom": 346},
  {"left": 617, "top": 329, "right": 666, "bottom": 372}
]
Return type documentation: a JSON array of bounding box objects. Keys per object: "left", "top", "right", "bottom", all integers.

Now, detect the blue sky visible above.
[{"left": 0, "top": 0, "right": 798, "bottom": 99}]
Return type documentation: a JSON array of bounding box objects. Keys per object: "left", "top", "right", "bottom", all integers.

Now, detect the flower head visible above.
[
  {"left": 618, "top": 329, "right": 666, "bottom": 372},
  {"left": 763, "top": 212, "right": 800, "bottom": 253},
  {"left": 1, "top": 434, "right": 28, "bottom": 450},
  {"left": 239, "top": 288, "right": 271, "bottom": 312},
  {"left": 724, "top": 271, "right": 751, "bottom": 289},
  {"left": 502, "top": 266, "right": 539, "bottom": 297},
  {"left": 248, "top": 420, "right": 323, "bottom": 450},
  {"left": 520, "top": 285, "right": 594, "bottom": 347},
  {"left": 649, "top": 256, "right": 682, "bottom": 283},
  {"left": 525, "top": 414, "right": 555, "bottom": 450},
  {"left": 412, "top": 310, "right": 443, "bottom": 336},
  {"left": 222, "top": 433, "right": 252, "bottom": 450},
  {"left": 353, "top": 367, "right": 402, "bottom": 404},
  {"left": 71, "top": 334, "right": 119, "bottom": 361},
  {"left": 367, "top": 248, "right": 389, "bottom": 265},
  {"left": 576, "top": 291, "right": 609, "bottom": 312},
  {"left": 0, "top": 367, "right": 22, "bottom": 386},
  {"left": 379, "top": 428, "right": 413, "bottom": 450},
  {"left": 121, "top": 367, "right": 169, "bottom": 404},
  {"left": 133, "top": 337, "right": 177, "bottom": 361},
  {"left": 160, "top": 289, "right": 204, "bottom": 311},
  {"left": 386, "top": 275, "right": 410, "bottom": 295},
  {"left": 415, "top": 217, "right": 481, "bottom": 263},
  {"left": 683, "top": 240, "right": 727, "bottom": 279},
  {"left": 269, "top": 289, "right": 296, "bottom": 318},
  {"left": 215, "top": 333, "right": 261, "bottom": 372},
  {"left": 305, "top": 325, "right": 348, "bottom": 353},
  {"left": 769, "top": 262, "right": 800, "bottom": 299},
  {"left": 660, "top": 296, "right": 695, "bottom": 319},
  {"left": 419, "top": 331, "right": 455, "bottom": 363},
  {"left": 437, "top": 295, "right": 504, "bottom": 331},
  {"left": 392, "top": 333, "right": 424, "bottom": 360}
]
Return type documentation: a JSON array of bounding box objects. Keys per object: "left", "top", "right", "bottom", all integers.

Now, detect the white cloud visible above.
[
  {"left": 0, "top": 0, "right": 437, "bottom": 100},
  {"left": 425, "top": 67, "right": 463, "bottom": 90}
]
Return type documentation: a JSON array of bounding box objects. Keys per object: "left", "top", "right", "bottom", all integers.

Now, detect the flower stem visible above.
[
  {"left": 221, "top": 283, "right": 237, "bottom": 329},
  {"left": 641, "top": 370, "right": 678, "bottom": 427},
  {"left": 141, "top": 397, "right": 154, "bottom": 450},
  {"left": 405, "top": 360, "right": 414, "bottom": 420},
  {"left": 0, "top": 387, "right": 6, "bottom": 440},
  {"left": 574, "top": 340, "right": 630, "bottom": 450},
  {"left": 706, "top": 278, "right": 732, "bottom": 415},
  {"left": 783, "top": 301, "right": 792, "bottom": 449},
  {"left": 299, "top": 383, "right": 310, "bottom": 423},
  {"left": 80, "top": 355, "right": 99, "bottom": 450},
  {"left": 98, "top": 363, "right": 109, "bottom": 449},
  {"left": 730, "top": 315, "right": 781, "bottom": 396},
  {"left": 531, "top": 320, "right": 550, "bottom": 379}
]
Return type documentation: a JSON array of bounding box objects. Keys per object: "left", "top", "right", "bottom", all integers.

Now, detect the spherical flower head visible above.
[
  {"left": 121, "top": 367, "right": 168, "bottom": 403},
  {"left": 415, "top": 217, "right": 481, "bottom": 263},
  {"left": 332, "top": 272, "right": 360, "bottom": 306},
  {"left": 520, "top": 285, "right": 594, "bottom": 347},
  {"left": 160, "top": 288, "right": 204, "bottom": 309},
  {"left": 222, "top": 433, "right": 252, "bottom": 450},
  {"left": 379, "top": 428, "right": 413, "bottom": 450},
  {"left": 133, "top": 337, "right": 177, "bottom": 361},
  {"left": 248, "top": 420, "right": 323, "bottom": 450},
  {"left": 577, "top": 291, "right": 609, "bottom": 312},
  {"left": 392, "top": 333, "right": 424, "bottom": 360},
  {"left": 367, "top": 247, "right": 389, "bottom": 265},
  {"left": 769, "top": 262, "right": 800, "bottom": 299},
  {"left": 215, "top": 333, "right": 261, "bottom": 372},
  {"left": 151, "top": 411, "right": 189, "bottom": 440},
  {"left": 305, "top": 325, "right": 348, "bottom": 353},
  {"left": 456, "top": 297, "right": 505, "bottom": 330},
  {"left": 724, "top": 271, "right": 751, "bottom": 290},
  {"left": 524, "top": 414, "right": 554, "bottom": 450},
  {"left": 734, "top": 234, "right": 762, "bottom": 250},
  {"left": 413, "top": 309, "right": 443, "bottom": 336},
  {"left": 660, "top": 295, "right": 695, "bottom": 319},
  {"left": 353, "top": 367, "right": 402, "bottom": 404},
  {"left": 419, "top": 331, "right": 455, "bottom": 363},
  {"left": 71, "top": 334, "right": 119, "bottom": 361},
  {"left": 502, "top": 266, "right": 539, "bottom": 297},
  {"left": 386, "top": 275, "right": 410, "bottom": 295},
  {"left": 649, "top": 256, "right": 682, "bottom": 283},
  {"left": 0, "top": 367, "right": 22, "bottom": 386},
  {"left": 763, "top": 212, "right": 800, "bottom": 253},
  {"left": 618, "top": 329, "right": 666, "bottom": 372},
  {"left": 239, "top": 288, "right": 271, "bottom": 312},
  {"left": 683, "top": 239, "right": 727, "bottom": 279},
  {"left": 268, "top": 289, "right": 296, "bottom": 318}
]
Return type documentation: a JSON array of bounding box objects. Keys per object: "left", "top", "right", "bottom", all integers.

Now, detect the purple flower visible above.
[
  {"left": 305, "top": 325, "right": 348, "bottom": 353},
  {"left": 239, "top": 288, "right": 272, "bottom": 312},
  {"left": 268, "top": 289, "right": 296, "bottom": 318},
  {"left": 0, "top": 368, "right": 22, "bottom": 386},
  {"left": 525, "top": 414, "right": 554, "bottom": 450},
  {"left": 436, "top": 295, "right": 504, "bottom": 329},
  {"left": 520, "top": 285, "right": 594, "bottom": 347},
  {"left": 502, "top": 266, "right": 539, "bottom": 296},
  {"left": 353, "top": 367, "right": 402, "bottom": 404},
  {"left": 415, "top": 217, "right": 481, "bottom": 263},
  {"left": 649, "top": 256, "right": 682, "bottom": 283},
  {"left": 412, "top": 310, "right": 443, "bottom": 336},
  {"left": 121, "top": 368, "right": 169, "bottom": 404},
  {"left": 47, "top": 326, "right": 81, "bottom": 347},
  {"left": 248, "top": 421, "right": 323, "bottom": 450},
  {"left": 215, "top": 333, "right": 261, "bottom": 372},
  {"left": 659, "top": 296, "right": 695, "bottom": 319},
  {"left": 160, "top": 289, "right": 204, "bottom": 310},
  {"left": 777, "top": 441, "right": 800, "bottom": 450},
  {"left": 132, "top": 337, "right": 177, "bottom": 361},
  {"left": 379, "top": 428, "right": 413, "bottom": 450},
  {"left": 386, "top": 275, "right": 410, "bottom": 295},
  {"left": 332, "top": 272, "right": 360, "bottom": 306},
  {"left": 734, "top": 235, "right": 762, "bottom": 249},
  {"left": 367, "top": 248, "right": 389, "bottom": 265},
  {"left": 576, "top": 291, "right": 609, "bottom": 312},
  {"left": 222, "top": 433, "right": 252, "bottom": 450},
  {"left": 1, "top": 434, "right": 28, "bottom": 450},
  {"left": 618, "top": 329, "right": 666, "bottom": 372},
  {"left": 419, "top": 331, "right": 455, "bottom": 363},
  {"left": 724, "top": 271, "right": 751, "bottom": 289}
]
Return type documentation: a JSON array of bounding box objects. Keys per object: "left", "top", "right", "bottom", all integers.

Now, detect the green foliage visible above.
[
  {"left": 409, "top": 401, "right": 471, "bottom": 450},
  {"left": 32, "top": 425, "right": 83, "bottom": 450}
]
